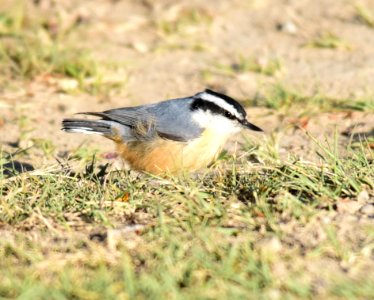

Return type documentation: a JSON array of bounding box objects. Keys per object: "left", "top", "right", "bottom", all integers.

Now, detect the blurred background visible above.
[{"left": 0, "top": 0, "right": 373, "bottom": 164}]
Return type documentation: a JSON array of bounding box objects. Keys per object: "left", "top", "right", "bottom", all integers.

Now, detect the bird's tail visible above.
[{"left": 62, "top": 119, "right": 112, "bottom": 136}]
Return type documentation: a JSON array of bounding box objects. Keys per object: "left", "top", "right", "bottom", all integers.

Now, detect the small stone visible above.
[
  {"left": 321, "top": 215, "right": 331, "bottom": 224},
  {"left": 361, "top": 245, "right": 373, "bottom": 257},
  {"left": 357, "top": 190, "right": 369, "bottom": 203},
  {"left": 276, "top": 21, "right": 298, "bottom": 34},
  {"left": 257, "top": 237, "right": 282, "bottom": 254},
  {"left": 267, "top": 288, "right": 281, "bottom": 300},
  {"left": 359, "top": 204, "right": 374, "bottom": 216},
  {"left": 107, "top": 225, "right": 145, "bottom": 250},
  {"left": 132, "top": 41, "right": 149, "bottom": 53},
  {"left": 230, "top": 202, "right": 242, "bottom": 209},
  {"left": 336, "top": 199, "right": 361, "bottom": 214},
  {"left": 57, "top": 78, "right": 79, "bottom": 91}
]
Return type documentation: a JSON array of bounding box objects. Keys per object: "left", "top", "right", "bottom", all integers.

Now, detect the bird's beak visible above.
[{"left": 242, "top": 120, "right": 263, "bottom": 132}]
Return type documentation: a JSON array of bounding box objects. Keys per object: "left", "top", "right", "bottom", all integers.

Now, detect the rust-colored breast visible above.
[
  {"left": 116, "top": 129, "right": 230, "bottom": 174},
  {"left": 116, "top": 140, "right": 183, "bottom": 174}
]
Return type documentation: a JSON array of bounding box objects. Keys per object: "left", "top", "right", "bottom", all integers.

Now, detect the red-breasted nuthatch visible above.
[{"left": 62, "top": 89, "right": 262, "bottom": 174}]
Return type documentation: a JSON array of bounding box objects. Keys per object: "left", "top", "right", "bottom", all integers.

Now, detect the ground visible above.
[{"left": 0, "top": 0, "right": 373, "bottom": 299}]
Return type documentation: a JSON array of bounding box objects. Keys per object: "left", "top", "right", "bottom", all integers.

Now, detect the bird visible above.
[{"left": 62, "top": 89, "right": 262, "bottom": 174}]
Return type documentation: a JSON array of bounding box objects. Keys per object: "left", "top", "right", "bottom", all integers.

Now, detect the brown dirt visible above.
[{"left": 1, "top": 0, "right": 374, "bottom": 166}]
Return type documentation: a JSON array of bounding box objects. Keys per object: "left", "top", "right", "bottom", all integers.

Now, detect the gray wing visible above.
[{"left": 82, "top": 97, "right": 203, "bottom": 142}]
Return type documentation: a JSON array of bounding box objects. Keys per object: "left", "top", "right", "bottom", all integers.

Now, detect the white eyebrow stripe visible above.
[{"left": 198, "top": 92, "right": 241, "bottom": 119}]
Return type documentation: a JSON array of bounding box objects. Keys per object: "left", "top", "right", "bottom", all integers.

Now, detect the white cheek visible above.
[{"left": 192, "top": 111, "right": 242, "bottom": 135}]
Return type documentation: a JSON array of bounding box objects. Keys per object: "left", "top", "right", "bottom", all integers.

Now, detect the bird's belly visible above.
[{"left": 116, "top": 129, "right": 230, "bottom": 174}]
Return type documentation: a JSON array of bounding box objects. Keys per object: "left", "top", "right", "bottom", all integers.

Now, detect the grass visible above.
[
  {"left": 208, "top": 56, "right": 282, "bottom": 78},
  {"left": 354, "top": 2, "right": 374, "bottom": 28},
  {"left": 248, "top": 84, "right": 374, "bottom": 113},
  {"left": 154, "top": 7, "right": 212, "bottom": 52},
  {"left": 156, "top": 7, "right": 212, "bottom": 36},
  {"left": 0, "top": 37, "right": 98, "bottom": 80},
  {"left": 1, "top": 1, "right": 374, "bottom": 299},
  {"left": 307, "top": 32, "right": 351, "bottom": 49},
  {"left": 0, "top": 6, "right": 89, "bottom": 76},
  {"left": 0, "top": 2, "right": 125, "bottom": 95},
  {"left": 1, "top": 133, "right": 373, "bottom": 299}
]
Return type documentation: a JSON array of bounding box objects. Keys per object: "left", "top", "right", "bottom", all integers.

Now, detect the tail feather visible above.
[{"left": 62, "top": 119, "right": 112, "bottom": 136}]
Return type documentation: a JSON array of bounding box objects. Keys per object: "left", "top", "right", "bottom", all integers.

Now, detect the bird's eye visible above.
[{"left": 224, "top": 111, "right": 235, "bottom": 119}]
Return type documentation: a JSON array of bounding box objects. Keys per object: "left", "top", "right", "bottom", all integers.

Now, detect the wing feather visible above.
[{"left": 80, "top": 97, "right": 202, "bottom": 142}]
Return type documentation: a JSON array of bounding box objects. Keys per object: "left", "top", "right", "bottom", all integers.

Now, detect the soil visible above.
[{"left": 1, "top": 0, "right": 373, "bottom": 168}]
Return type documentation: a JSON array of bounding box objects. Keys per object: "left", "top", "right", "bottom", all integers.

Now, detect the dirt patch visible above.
[{"left": 1, "top": 0, "right": 373, "bottom": 162}]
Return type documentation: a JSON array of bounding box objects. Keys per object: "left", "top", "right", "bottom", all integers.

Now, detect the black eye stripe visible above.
[
  {"left": 190, "top": 98, "right": 241, "bottom": 120},
  {"left": 203, "top": 89, "right": 247, "bottom": 118}
]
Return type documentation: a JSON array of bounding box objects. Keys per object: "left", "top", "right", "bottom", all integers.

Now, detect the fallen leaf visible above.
[
  {"left": 116, "top": 192, "right": 130, "bottom": 202},
  {"left": 289, "top": 117, "right": 310, "bottom": 129},
  {"left": 102, "top": 152, "right": 118, "bottom": 159}
]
